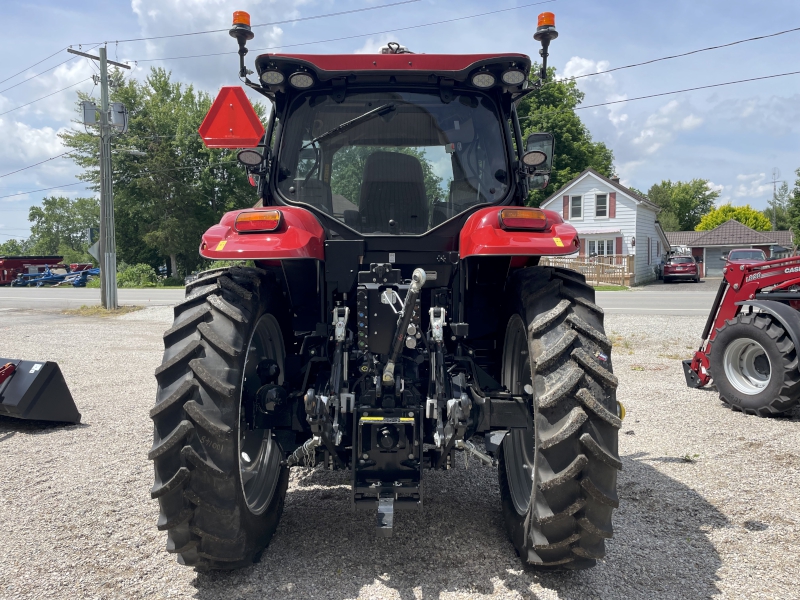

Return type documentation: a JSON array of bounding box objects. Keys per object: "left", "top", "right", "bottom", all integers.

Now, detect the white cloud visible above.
[
  {"left": 355, "top": 36, "right": 394, "bottom": 55},
  {"left": 563, "top": 56, "right": 628, "bottom": 130},
  {"left": 733, "top": 173, "right": 772, "bottom": 200}
]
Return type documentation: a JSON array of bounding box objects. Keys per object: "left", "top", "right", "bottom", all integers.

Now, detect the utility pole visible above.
[
  {"left": 98, "top": 47, "right": 117, "bottom": 309},
  {"left": 68, "top": 47, "right": 130, "bottom": 309},
  {"left": 771, "top": 168, "right": 781, "bottom": 231}
]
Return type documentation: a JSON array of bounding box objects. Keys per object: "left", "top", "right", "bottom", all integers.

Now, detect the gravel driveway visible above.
[{"left": 1, "top": 307, "right": 798, "bottom": 599}]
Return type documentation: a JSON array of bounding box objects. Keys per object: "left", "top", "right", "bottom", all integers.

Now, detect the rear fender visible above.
[
  {"left": 459, "top": 207, "right": 580, "bottom": 258},
  {"left": 200, "top": 206, "right": 325, "bottom": 261}
]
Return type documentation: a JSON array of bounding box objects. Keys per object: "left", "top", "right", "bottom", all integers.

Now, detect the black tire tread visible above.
[
  {"left": 150, "top": 266, "right": 289, "bottom": 570},
  {"left": 499, "top": 266, "right": 621, "bottom": 570},
  {"left": 709, "top": 311, "right": 800, "bottom": 415}
]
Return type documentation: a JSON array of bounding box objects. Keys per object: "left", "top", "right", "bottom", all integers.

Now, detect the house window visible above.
[
  {"left": 596, "top": 194, "right": 608, "bottom": 218},
  {"left": 588, "top": 239, "right": 615, "bottom": 256},
  {"left": 570, "top": 196, "right": 583, "bottom": 219}
]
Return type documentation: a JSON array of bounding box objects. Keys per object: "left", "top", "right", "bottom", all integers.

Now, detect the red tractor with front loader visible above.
[
  {"left": 685, "top": 254, "right": 800, "bottom": 415},
  {"left": 149, "top": 11, "right": 622, "bottom": 571}
]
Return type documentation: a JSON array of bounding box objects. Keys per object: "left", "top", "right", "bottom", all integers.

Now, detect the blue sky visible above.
[{"left": 1, "top": 0, "right": 799, "bottom": 241}]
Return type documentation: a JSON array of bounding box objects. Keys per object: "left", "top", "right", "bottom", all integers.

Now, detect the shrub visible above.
[{"left": 117, "top": 263, "right": 158, "bottom": 288}]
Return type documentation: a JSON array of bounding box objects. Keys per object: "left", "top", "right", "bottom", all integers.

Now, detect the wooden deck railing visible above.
[{"left": 539, "top": 255, "right": 636, "bottom": 286}]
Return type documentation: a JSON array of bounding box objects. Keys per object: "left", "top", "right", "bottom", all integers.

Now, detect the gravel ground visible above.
[{"left": 1, "top": 307, "right": 799, "bottom": 599}]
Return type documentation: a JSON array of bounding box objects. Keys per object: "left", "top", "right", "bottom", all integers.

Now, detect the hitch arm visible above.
[{"left": 382, "top": 269, "right": 426, "bottom": 383}]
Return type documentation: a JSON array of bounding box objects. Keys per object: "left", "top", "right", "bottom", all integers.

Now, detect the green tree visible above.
[
  {"left": 646, "top": 180, "right": 719, "bottom": 231},
  {"left": 763, "top": 181, "right": 790, "bottom": 230},
  {"left": 517, "top": 65, "right": 615, "bottom": 206},
  {"left": 61, "top": 68, "right": 261, "bottom": 276},
  {"left": 26, "top": 196, "right": 99, "bottom": 264},
  {"left": 0, "top": 237, "right": 31, "bottom": 255},
  {"left": 696, "top": 204, "right": 772, "bottom": 231}
]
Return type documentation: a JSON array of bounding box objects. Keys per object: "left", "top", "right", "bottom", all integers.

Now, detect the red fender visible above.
[
  {"left": 200, "top": 206, "right": 325, "bottom": 261},
  {"left": 459, "top": 207, "right": 580, "bottom": 259}
]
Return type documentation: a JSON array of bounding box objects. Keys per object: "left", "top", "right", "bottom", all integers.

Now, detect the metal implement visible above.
[
  {"left": 0, "top": 358, "right": 81, "bottom": 424},
  {"left": 382, "top": 268, "right": 426, "bottom": 383}
]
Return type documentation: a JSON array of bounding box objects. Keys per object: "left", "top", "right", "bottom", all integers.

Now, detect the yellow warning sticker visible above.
[
  {"left": 553, "top": 237, "right": 564, "bottom": 247},
  {"left": 215, "top": 241, "right": 227, "bottom": 251}
]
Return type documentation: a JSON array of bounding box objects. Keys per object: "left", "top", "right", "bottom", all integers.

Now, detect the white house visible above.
[{"left": 540, "top": 168, "right": 669, "bottom": 285}]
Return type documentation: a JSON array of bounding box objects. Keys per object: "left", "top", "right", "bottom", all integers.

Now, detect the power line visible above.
[
  {"left": 0, "top": 78, "right": 93, "bottom": 117},
  {"left": 0, "top": 44, "right": 102, "bottom": 96},
  {"left": 520, "top": 69, "right": 800, "bottom": 119},
  {"left": 0, "top": 182, "right": 86, "bottom": 200},
  {"left": 568, "top": 25, "right": 800, "bottom": 82},
  {"left": 134, "top": 0, "right": 557, "bottom": 63},
  {"left": 0, "top": 57, "right": 77, "bottom": 95},
  {"left": 0, "top": 47, "right": 66, "bottom": 86},
  {"left": 0, "top": 151, "right": 72, "bottom": 179},
  {"left": 574, "top": 70, "right": 800, "bottom": 111},
  {"left": 76, "top": 0, "right": 423, "bottom": 46}
]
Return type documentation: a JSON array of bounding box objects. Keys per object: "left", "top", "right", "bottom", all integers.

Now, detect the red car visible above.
[
  {"left": 724, "top": 248, "right": 767, "bottom": 266},
  {"left": 663, "top": 255, "right": 700, "bottom": 283}
]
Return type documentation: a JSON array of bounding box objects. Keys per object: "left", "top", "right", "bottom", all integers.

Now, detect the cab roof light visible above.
[
  {"left": 471, "top": 71, "right": 496, "bottom": 88},
  {"left": 261, "top": 69, "right": 285, "bottom": 85},
  {"left": 289, "top": 71, "right": 315, "bottom": 89},
  {"left": 235, "top": 210, "right": 282, "bottom": 233},
  {"left": 499, "top": 208, "right": 548, "bottom": 231},
  {"left": 501, "top": 69, "right": 526, "bottom": 86}
]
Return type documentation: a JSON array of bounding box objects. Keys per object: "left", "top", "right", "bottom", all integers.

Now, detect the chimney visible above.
[{"left": 610, "top": 176, "right": 620, "bottom": 183}]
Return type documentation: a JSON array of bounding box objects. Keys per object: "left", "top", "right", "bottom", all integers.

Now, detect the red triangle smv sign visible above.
[{"left": 198, "top": 86, "right": 265, "bottom": 148}]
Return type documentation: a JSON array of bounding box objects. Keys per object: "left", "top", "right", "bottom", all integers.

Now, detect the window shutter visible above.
[
  {"left": 609, "top": 192, "right": 616, "bottom": 218},
  {"left": 579, "top": 238, "right": 585, "bottom": 257},
  {"left": 616, "top": 236, "right": 622, "bottom": 255},
  {"left": 563, "top": 196, "right": 569, "bottom": 220}
]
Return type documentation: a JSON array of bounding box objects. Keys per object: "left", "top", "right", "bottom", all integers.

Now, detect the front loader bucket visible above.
[
  {"left": 0, "top": 358, "right": 81, "bottom": 424},
  {"left": 682, "top": 359, "right": 703, "bottom": 389}
]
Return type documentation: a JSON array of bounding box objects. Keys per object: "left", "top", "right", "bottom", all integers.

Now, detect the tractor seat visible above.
[
  {"left": 358, "top": 151, "right": 428, "bottom": 234},
  {"left": 296, "top": 179, "right": 333, "bottom": 215}
]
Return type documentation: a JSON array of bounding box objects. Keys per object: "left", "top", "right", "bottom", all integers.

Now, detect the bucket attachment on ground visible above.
[{"left": 0, "top": 358, "right": 81, "bottom": 424}]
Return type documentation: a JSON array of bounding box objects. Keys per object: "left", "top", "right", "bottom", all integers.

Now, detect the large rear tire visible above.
[
  {"left": 709, "top": 311, "right": 800, "bottom": 415},
  {"left": 498, "top": 267, "right": 621, "bottom": 569},
  {"left": 149, "top": 266, "right": 290, "bottom": 569}
]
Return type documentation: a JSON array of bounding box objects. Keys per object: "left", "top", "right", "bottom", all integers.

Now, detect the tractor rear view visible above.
[
  {"left": 149, "top": 11, "right": 622, "bottom": 571},
  {"left": 685, "top": 255, "right": 800, "bottom": 415}
]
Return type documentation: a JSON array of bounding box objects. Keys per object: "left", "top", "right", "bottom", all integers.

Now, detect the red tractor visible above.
[
  {"left": 684, "top": 255, "right": 800, "bottom": 415},
  {"left": 150, "top": 11, "right": 622, "bottom": 571}
]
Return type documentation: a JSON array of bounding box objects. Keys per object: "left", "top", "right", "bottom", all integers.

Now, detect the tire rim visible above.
[
  {"left": 239, "top": 313, "right": 285, "bottom": 515},
  {"left": 501, "top": 314, "right": 535, "bottom": 516},
  {"left": 722, "top": 337, "right": 771, "bottom": 396}
]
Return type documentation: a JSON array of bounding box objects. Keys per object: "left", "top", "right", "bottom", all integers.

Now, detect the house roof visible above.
[
  {"left": 665, "top": 231, "right": 705, "bottom": 246},
  {"left": 543, "top": 168, "right": 662, "bottom": 212},
  {"left": 665, "top": 219, "right": 794, "bottom": 248}
]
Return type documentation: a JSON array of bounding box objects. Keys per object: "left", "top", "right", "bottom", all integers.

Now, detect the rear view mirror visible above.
[{"left": 524, "top": 132, "right": 555, "bottom": 173}]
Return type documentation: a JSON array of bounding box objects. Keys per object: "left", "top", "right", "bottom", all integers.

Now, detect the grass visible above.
[
  {"left": 63, "top": 305, "right": 144, "bottom": 317},
  {"left": 682, "top": 453, "right": 700, "bottom": 464},
  {"left": 608, "top": 333, "right": 634, "bottom": 355},
  {"left": 593, "top": 285, "right": 628, "bottom": 291}
]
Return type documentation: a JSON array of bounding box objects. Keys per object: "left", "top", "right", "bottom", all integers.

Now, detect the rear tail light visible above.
[
  {"left": 235, "top": 210, "right": 282, "bottom": 233},
  {"left": 499, "top": 208, "right": 548, "bottom": 230}
]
